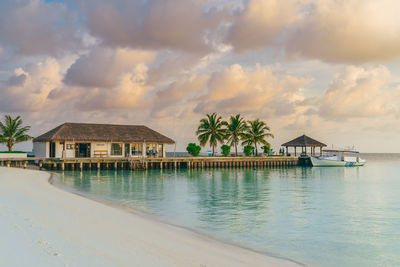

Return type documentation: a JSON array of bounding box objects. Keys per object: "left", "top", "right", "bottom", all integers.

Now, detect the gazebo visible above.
[{"left": 282, "top": 134, "right": 327, "bottom": 156}]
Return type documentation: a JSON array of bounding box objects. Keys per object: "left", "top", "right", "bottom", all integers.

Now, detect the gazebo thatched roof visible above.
[
  {"left": 282, "top": 134, "right": 326, "bottom": 147},
  {"left": 33, "top": 123, "right": 175, "bottom": 144}
]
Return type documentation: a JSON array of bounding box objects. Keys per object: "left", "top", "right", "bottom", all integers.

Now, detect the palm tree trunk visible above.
[
  {"left": 255, "top": 143, "right": 258, "bottom": 156},
  {"left": 235, "top": 144, "right": 238, "bottom": 156},
  {"left": 7, "top": 141, "right": 12, "bottom": 152},
  {"left": 212, "top": 145, "right": 215, "bottom": 156}
]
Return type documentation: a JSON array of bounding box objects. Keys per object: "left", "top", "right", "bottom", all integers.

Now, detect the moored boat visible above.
[{"left": 311, "top": 150, "right": 366, "bottom": 167}]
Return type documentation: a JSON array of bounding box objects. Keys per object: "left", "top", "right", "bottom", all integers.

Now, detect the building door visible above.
[
  {"left": 49, "top": 142, "right": 56, "bottom": 158},
  {"left": 124, "top": 144, "right": 130, "bottom": 157},
  {"left": 75, "top": 143, "right": 91, "bottom": 158}
]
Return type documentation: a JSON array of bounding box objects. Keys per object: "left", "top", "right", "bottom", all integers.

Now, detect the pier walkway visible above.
[{"left": 0, "top": 156, "right": 298, "bottom": 171}]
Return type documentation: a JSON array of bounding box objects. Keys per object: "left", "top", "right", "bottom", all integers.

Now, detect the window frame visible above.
[{"left": 110, "top": 143, "right": 123, "bottom": 156}]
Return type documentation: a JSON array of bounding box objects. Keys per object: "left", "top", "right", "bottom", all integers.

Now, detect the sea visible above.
[{"left": 56, "top": 154, "right": 400, "bottom": 266}]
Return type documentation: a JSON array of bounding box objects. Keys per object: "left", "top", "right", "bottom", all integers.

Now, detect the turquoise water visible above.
[{"left": 57, "top": 154, "right": 400, "bottom": 266}]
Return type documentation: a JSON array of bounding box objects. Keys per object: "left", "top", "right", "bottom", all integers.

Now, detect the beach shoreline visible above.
[{"left": 0, "top": 167, "right": 299, "bottom": 267}]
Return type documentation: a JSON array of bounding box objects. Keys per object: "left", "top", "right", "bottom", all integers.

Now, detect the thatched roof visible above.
[
  {"left": 282, "top": 134, "right": 326, "bottom": 147},
  {"left": 33, "top": 123, "right": 175, "bottom": 144}
]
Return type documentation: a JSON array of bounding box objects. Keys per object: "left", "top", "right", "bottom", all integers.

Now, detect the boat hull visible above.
[{"left": 310, "top": 157, "right": 365, "bottom": 167}]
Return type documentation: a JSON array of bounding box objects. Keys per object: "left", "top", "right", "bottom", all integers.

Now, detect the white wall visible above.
[
  {"left": 64, "top": 142, "right": 75, "bottom": 158},
  {"left": 0, "top": 153, "right": 27, "bottom": 159},
  {"left": 33, "top": 142, "right": 48, "bottom": 158},
  {"left": 91, "top": 142, "right": 109, "bottom": 157},
  {"left": 55, "top": 142, "right": 63, "bottom": 158},
  {"left": 32, "top": 141, "right": 168, "bottom": 158}
]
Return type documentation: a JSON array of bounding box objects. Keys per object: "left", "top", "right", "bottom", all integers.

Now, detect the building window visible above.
[
  {"left": 146, "top": 143, "right": 159, "bottom": 157},
  {"left": 158, "top": 144, "right": 163, "bottom": 157},
  {"left": 111, "top": 143, "right": 122, "bottom": 156},
  {"left": 66, "top": 144, "right": 73, "bottom": 150},
  {"left": 131, "top": 143, "right": 142, "bottom": 156}
]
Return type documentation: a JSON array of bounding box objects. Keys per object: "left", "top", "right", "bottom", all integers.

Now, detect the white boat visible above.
[{"left": 311, "top": 149, "right": 366, "bottom": 167}]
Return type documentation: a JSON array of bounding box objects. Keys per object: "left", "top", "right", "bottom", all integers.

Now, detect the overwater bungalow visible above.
[{"left": 33, "top": 123, "right": 175, "bottom": 159}]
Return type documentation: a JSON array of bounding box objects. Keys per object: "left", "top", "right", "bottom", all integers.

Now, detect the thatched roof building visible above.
[
  {"left": 282, "top": 134, "right": 326, "bottom": 156},
  {"left": 33, "top": 123, "right": 175, "bottom": 144},
  {"left": 282, "top": 134, "right": 326, "bottom": 148}
]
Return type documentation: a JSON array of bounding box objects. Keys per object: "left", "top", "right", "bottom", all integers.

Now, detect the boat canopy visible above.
[{"left": 323, "top": 149, "right": 359, "bottom": 154}]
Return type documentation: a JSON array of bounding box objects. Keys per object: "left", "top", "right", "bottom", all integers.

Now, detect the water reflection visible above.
[{"left": 58, "top": 161, "right": 400, "bottom": 267}]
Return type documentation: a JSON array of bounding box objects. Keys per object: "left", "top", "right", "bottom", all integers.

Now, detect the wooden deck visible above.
[{"left": 0, "top": 156, "right": 299, "bottom": 171}]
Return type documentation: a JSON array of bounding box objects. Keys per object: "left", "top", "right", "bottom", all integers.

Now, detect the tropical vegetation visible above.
[
  {"left": 223, "top": 114, "right": 248, "bottom": 156},
  {"left": 261, "top": 144, "right": 271, "bottom": 154},
  {"left": 196, "top": 113, "right": 226, "bottom": 156},
  {"left": 241, "top": 119, "right": 274, "bottom": 156},
  {"left": 195, "top": 113, "right": 274, "bottom": 157},
  {"left": 221, "top": 145, "right": 231, "bottom": 157},
  {"left": 0, "top": 115, "right": 32, "bottom": 152},
  {"left": 186, "top": 143, "right": 201, "bottom": 156},
  {"left": 243, "top": 145, "right": 254, "bottom": 156}
]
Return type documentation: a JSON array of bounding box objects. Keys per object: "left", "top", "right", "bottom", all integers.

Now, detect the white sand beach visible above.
[{"left": 0, "top": 167, "right": 298, "bottom": 267}]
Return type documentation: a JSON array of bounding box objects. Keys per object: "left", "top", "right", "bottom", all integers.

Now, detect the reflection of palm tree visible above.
[
  {"left": 242, "top": 119, "right": 274, "bottom": 156},
  {"left": 197, "top": 113, "right": 226, "bottom": 156},
  {"left": 223, "top": 114, "right": 248, "bottom": 156}
]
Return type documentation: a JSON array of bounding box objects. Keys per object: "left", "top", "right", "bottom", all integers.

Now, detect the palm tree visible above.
[
  {"left": 223, "top": 114, "right": 248, "bottom": 156},
  {"left": 0, "top": 115, "right": 33, "bottom": 151},
  {"left": 241, "top": 119, "right": 274, "bottom": 156},
  {"left": 196, "top": 113, "right": 226, "bottom": 156}
]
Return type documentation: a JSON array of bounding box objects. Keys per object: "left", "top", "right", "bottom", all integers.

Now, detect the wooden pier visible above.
[{"left": 0, "top": 156, "right": 298, "bottom": 171}]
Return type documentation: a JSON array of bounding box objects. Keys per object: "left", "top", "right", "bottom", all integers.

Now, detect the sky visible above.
[{"left": 1, "top": 0, "right": 400, "bottom": 153}]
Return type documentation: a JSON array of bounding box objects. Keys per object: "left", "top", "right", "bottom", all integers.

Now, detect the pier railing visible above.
[{"left": 0, "top": 156, "right": 299, "bottom": 171}]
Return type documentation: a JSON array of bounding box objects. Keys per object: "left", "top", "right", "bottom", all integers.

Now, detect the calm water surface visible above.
[{"left": 57, "top": 154, "right": 400, "bottom": 266}]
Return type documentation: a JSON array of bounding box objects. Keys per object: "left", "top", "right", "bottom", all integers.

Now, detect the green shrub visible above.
[
  {"left": 261, "top": 145, "right": 271, "bottom": 154},
  {"left": 243, "top": 145, "right": 254, "bottom": 156},
  {"left": 186, "top": 143, "right": 201, "bottom": 156},
  {"left": 221, "top": 145, "right": 231, "bottom": 157}
]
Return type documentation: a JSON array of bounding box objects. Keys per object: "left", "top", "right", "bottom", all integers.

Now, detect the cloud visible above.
[
  {"left": 194, "top": 64, "right": 310, "bottom": 116},
  {"left": 73, "top": 64, "right": 152, "bottom": 110},
  {"left": 0, "top": 58, "right": 63, "bottom": 112},
  {"left": 152, "top": 74, "right": 209, "bottom": 117},
  {"left": 226, "top": 0, "right": 299, "bottom": 52},
  {"left": 64, "top": 47, "right": 155, "bottom": 88},
  {"left": 319, "top": 65, "right": 400, "bottom": 119},
  {"left": 6, "top": 73, "right": 27, "bottom": 87},
  {"left": 0, "top": 0, "right": 83, "bottom": 56},
  {"left": 85, "top": 0, "right": 227, "bottom": 53},
  {"left": 286, "top": 0, "right": 400, "bottom": 63}
]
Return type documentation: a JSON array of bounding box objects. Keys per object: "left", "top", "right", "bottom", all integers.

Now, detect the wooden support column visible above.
[
  {"left": 62, "top": 162, "right": 65, "bottom": 171},
  {"left": 23, "top": 161, "right": 27, "bottom": 169},
  {"left": 39, "top": 161, "right": 43, "bottom": 170},
  {"left": 80, "top": 162, "right": 83, "bottom": 171}
]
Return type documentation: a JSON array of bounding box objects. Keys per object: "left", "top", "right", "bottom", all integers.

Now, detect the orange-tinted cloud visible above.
[
  {"left": 286, "top": 0, "right": 400, "bottom": 63},
  {"left": 319, "top": 65, "right": 400, "bottom": 118}
]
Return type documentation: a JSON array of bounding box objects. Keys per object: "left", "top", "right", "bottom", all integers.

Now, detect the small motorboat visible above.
[{"left": 311, "top": 149, "right": 366, "bottom": 167}]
